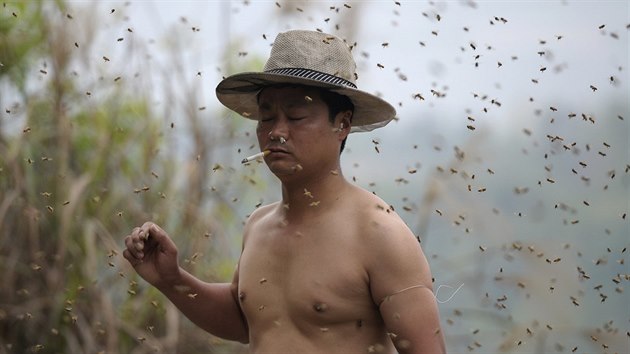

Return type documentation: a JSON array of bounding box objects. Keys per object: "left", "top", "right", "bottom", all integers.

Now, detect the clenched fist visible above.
[{"left": 123, "top": 222, "right": 182, "bottom": 289}]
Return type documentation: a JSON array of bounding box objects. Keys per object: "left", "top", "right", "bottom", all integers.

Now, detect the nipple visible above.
[{"left": 313, "top": 302, "right": 328, "bottom": 313}]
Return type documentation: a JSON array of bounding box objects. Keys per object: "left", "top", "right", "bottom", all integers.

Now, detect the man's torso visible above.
[{"left": 237, "top": 190, "right": 395, "bottom": 353}]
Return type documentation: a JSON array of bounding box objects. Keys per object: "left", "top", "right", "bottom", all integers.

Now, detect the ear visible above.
[{"left": 334, "top": 111, "right": 352, "bottom": 140}]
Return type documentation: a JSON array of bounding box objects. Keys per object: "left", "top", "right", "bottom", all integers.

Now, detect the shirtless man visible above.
[{"left": 123, "top": 30, "right": 446, "bottom": 354}]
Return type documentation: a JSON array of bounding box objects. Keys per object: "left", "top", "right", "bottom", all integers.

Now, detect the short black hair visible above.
[{"left": 318, "top": 89, "right": 354, "bottom": 154}]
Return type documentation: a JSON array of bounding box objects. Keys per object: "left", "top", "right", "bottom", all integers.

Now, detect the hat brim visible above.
[{"left": 216, "top": 72, "right": 396, "bottom": 133}]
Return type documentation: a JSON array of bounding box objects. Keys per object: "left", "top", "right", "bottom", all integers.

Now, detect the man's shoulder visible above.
[
  {"left": 345, "top": 186, "right": 414, "bottom": 245},
  {"left": 242, "top": 202, "right": 278, "bottom": 239},
  {"left": 348, "top": 186, "right": 405, "bottom": 226},
  {"left": 247, "top": 202, "right": 277, "bottom": 221}
]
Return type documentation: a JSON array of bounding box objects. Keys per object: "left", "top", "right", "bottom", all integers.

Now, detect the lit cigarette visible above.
[{"left": 241, "top": 150, "right": 270, "bottom": 164}]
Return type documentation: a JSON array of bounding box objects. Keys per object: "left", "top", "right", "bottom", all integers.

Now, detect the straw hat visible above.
[{"left": 216, "top": 30, "right": 396, "bottom": 133}]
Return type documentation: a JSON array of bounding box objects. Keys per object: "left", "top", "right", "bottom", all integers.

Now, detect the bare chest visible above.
[{"left": 237, "top": 221, "right": 378, "bottom": 332}]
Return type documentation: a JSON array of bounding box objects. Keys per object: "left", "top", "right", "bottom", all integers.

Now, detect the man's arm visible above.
[
  {"left": 155, "top": 267, "right": 248, "bottom": 343},
  {"left": 123, "top": 222, "right": 249, "bottom": 343},
  {"left": 364, "top": 214, "right": 446, "bottom": 354}
]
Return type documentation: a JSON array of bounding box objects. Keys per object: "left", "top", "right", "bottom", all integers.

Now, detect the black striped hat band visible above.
[{"left": 265, "top": 68, "right": 357, "bottom": 89}]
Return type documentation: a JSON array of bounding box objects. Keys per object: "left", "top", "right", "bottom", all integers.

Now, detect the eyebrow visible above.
[
  {"left": 258, "top": 101, "right": 272, "bottom": 110},
  {"left": 258, "top": 99, "right": 310, "bottom": 111}
]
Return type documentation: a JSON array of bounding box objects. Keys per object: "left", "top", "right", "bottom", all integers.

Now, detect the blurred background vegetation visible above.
[
  {"left": 0, "top": 1, "right": 628, "bottom": 353},
  {"left": 0, "top": 1, "right": 254, "bottom": 352}
]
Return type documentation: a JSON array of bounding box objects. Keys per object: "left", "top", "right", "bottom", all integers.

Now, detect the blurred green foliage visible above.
[{"left": 0, "top": 1, "right": 251, "bottom": 353}]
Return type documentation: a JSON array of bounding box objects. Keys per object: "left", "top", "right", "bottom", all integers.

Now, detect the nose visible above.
[{"left": 267, "top": 115, "right": 289, "bottom": 141}]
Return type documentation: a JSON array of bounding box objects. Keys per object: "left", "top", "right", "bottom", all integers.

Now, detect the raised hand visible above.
[{"left": 123, "top": 222, "right": 181, "bottom": 289}]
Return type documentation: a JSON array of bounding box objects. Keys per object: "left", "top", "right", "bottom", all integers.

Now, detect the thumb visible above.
[{"left": 147, "top": 224, "right": 177, "bottom": 255}]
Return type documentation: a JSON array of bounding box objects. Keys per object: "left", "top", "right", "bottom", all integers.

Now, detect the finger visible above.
[
  {"left": 123, "top": 249, "right": 142, "bottom": 266},
  {"left": 140, "top": 222, "right": 155, "bottom": 240},
  {"left": 124, "top": 234, "right": 144, "bottom": 259},
  {"left": 131, "top": 227, "right": 147, "bottom": 242},
  {"left": 132, "top": 226, "right": 150, "bottom": 250}
]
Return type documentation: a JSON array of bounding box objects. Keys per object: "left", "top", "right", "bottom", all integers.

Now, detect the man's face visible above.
[{"left": 256, "top": 86, "right": 343, "bottom": 178}]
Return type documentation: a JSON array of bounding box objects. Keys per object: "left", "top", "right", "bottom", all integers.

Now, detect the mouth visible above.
[{"left": 266, "top": 146, "right": 290, "bottom": 154}]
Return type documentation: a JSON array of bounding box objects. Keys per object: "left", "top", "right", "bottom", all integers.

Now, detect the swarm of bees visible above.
[{"left": 1, "top": 0, "right": 628, "bottom": 353}]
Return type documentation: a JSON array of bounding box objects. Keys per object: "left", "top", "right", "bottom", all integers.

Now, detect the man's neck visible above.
[{"left": 277, "top": 166, "right": 350, "bottom": 221}]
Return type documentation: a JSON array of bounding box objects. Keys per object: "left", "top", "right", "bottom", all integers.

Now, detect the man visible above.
[{"left": 123, "top": 30, "right": 446, "bottom": 353}]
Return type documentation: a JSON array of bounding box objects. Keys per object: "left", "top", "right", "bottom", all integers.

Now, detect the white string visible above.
[
  {"left": 378, "top": 282, "right": 465, "bottom": 306},
  {"left": 379, "top": 284, "right": 430, "bottom": 306},
  {"left": 434, "top": 283, "right": 465, "bottom": 304}
]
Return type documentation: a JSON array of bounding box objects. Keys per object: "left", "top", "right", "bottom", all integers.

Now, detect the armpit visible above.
[{"left": 378, "top": 284, "right": 433, "bottom": 307}]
